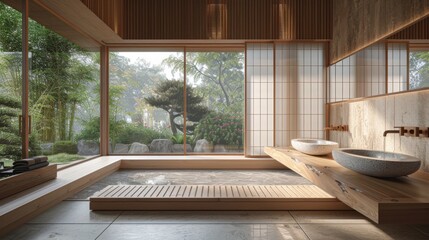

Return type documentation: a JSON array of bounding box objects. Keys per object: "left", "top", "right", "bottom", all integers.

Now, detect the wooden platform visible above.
[
  {"left": 90, "top": 184, "right": 349, "bottom": 211},
  {"left": 0, "top": 165, "right": 57, "bottom": 200},
  {"left": 265, "top": 147, "right": 429, "bottom": 224}
]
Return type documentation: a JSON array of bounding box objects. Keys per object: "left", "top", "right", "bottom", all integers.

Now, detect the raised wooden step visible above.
[{"left": 90, "top": 185, "right": 349, "bottom": 211}]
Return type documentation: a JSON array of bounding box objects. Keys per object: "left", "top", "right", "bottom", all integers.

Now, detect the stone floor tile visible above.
[
  {"left": 290, "top": 211, "right": 371, "bottom": 224},
  {"left": 115, "top": 211, "right": 296, "bottom": 224},
  {"left": 28, "top": 201, "right": 121, "bottom": 224},
  {"left": 299, "top": 223, "right": 428, "bottom": 240},
  {"left": 2, "top": 223, "right": 108, "bottom": 240},
  {"left": 97, "top": 223, "right": 309, "bottom": 240}
]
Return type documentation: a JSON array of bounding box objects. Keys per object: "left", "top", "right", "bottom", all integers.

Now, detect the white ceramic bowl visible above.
[{"left": 291, "top": 139, "right": 339, "bottom": 155}]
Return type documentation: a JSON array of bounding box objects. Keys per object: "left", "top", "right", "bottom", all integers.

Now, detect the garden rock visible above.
[
  {"left": 77, "top": 140, "right": 99, "bottom": 155},
  {"left": 40, "top": 143, "right": 54, "bottom": 155},
  {"left": 150, "top": 139, "right": 173, "bottom": 152},
  {"left": 128, "top": 142, "right": 149, "bottom": 154},
  {"left": 213, "top": 144, "right": 227, "bottom": 153},
  {"left": 194, "top": 139, "right": 212, "bottom": 152},
  {"left": 113, "top": 143, "right": 129, "bottom": 154},
  {"left": 172, "top": 144, "right": 193, "bottom": 153}
]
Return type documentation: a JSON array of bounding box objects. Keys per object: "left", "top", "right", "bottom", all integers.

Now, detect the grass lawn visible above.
[{"left": 1, "top": 153, "right": 86, "bottom": 168}]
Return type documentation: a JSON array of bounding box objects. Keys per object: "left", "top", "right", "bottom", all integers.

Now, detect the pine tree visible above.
[
  {"left": 0, "top": 94, "right": 21, "bottom": 161},
  {"left": 144, "top": 80, "right": 209, "bottom": 135}
]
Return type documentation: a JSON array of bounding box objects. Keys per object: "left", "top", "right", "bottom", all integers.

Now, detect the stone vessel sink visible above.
[
  {"left": 291, "top": 139, "right": 339, "bottom": 155},
  {"left": 332, "top": 149, "right": 421, "bottom": 178}
]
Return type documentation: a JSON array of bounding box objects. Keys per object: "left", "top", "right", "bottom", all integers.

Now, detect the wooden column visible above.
[
  {"left": 21, "top": 0, "right": 29, "bottom": 158},
  {"left": 100, "top": 46, "right": 109, "bottom": 155}
]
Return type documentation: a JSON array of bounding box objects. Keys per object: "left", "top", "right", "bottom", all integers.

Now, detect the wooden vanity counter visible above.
[{"left": 265, "top": 147, "right": 429, "bottom": 224}]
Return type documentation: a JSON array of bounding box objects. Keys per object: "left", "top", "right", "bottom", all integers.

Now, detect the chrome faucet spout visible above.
[{"left": 383, "top": 130, "right": 400, "bottom": 137}]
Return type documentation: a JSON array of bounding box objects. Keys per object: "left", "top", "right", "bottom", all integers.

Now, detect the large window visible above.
[
  {"left": 28, "top": 18, "right": 100, "bottom": 164},
  {"left": 0, "top": 3, "right": 100, "bottom": 167},
  {"left": 410, "top": 49, "right": 429, "bottom": 90},
  {"left": 109, "top": 49, "right": 244, "bottom": 154},
  {"left": 186, "top": 51, "right": 245, "bottom": 154}
]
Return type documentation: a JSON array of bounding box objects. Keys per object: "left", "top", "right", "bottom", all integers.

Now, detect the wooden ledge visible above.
[
  {"left": 0, "top": 165, "right": 57, "bottom": 200},
  {"left": 265, "top": 147, "right": 429, "bottom": 224}
]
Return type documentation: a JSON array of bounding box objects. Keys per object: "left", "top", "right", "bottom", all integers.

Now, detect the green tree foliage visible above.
[
  {"left": 0, "top": 94, "right": 21, "bottom": 161},
  {"left": 144, "top": 80, "right": 209, "bottom": 135},
  {"left": 0, "top": 3, "right": 98, "bottom": 144},
  {"left": 164, "top": 52, "right": 244, "bottom": 113},
  {"left": 109, "top": 54, "right": 162, "bottom": 123},
  {"left": 410, "top": 51, "right": 429, "bottom": 89}
]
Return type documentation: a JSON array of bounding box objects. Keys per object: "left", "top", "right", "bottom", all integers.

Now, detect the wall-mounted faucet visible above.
[
  {"left": 325, "top": 125, "right": 348, "bottom": 132},
  {"left": 383, "top": 126, "right": 429, "bottom": 137}
]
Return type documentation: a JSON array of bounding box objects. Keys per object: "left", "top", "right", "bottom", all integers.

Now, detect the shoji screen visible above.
[
  {"left": 245, "top": 43, "right": 274, "bottom": 156},
  {"left": 328, "top": 56, "right": 356, "bottom": 102},
  {"left": 275, "top": 43, "right": 325, "bottom": 146},
  {"left": 246, "top": 42, "right": 326, "bottom": 156},
  {"left": 328, "top": 43, "right": 386, "bottom": 102},
  {"left": 387, "top": 43, "right": 408, "bottom": 93},
  {"left": 355, "top": 43, "right": 386, "bottom": 97}
]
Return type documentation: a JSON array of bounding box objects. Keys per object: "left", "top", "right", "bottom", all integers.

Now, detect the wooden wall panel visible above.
[
  {"left": 389, "top": 16, "right": 429, "bottom": 39},
  {"left": 331, "top": 0, "right": 429, "bottom": 65},
  {"left": 80, "top": 0, "right": 332, "bottom": 40}
]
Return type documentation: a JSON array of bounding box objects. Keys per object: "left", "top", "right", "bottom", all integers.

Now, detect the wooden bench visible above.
[
  {"left": 265, "top": 146, "right": 429, "bottom": 224},
  {"left": 90, "top": 184, "right": 349, "bottom": 211}
]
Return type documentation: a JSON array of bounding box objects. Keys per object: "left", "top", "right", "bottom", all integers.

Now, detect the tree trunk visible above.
[
  {"left": 169, "top": 111, "right": 177, "bottom": 135},
  {"left": 217, "top": 62, "right": 230, "bottom": 106},
  {"left": 57, "top": 96, "right": 67, "bottom": 141},
  {"left": 68, "top": 100, "right": 77, "bottom": 141}
]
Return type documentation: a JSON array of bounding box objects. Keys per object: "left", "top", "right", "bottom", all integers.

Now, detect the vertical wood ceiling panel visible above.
[{"left": 80, "top": 0, "right": 332, "bottom": 40}]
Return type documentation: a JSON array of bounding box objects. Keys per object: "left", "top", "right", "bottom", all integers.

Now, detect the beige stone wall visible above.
[{"left": 329, "top": 89, "right": 429, "bottom": 172}]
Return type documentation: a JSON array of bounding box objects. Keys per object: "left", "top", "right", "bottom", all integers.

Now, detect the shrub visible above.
[
  {"left": 115, "top": 123, "right": 172, "bottom": 145},
  {"left": 171, "top": 134, "right": 184, "bottom": 144},
  {"left": 53, "top": 141, "right": 77, "bottom": 154},
  {"left": 193, "top": 112, "right": 243, "bottom": 146}
]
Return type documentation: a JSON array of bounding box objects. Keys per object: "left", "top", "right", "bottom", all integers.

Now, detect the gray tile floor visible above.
[{"left": 3, "top": 170, "right": 429, "bottom": 239}]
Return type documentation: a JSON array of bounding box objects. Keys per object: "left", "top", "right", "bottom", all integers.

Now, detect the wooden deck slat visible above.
[
  {"left": 90, "top": 184, "right": 349, "bottom": 211},
  {"left": 189, "top": 185, "right": 197, "bottom": 197},
  {"left": 133, "top": 185, "right": 149, "bottom": 197},
  {"left": 128, "top": 185, "right": 140, "bottom": 196},
  {"left": 140, "top": 185, "right": 155, "bottom": 197}
]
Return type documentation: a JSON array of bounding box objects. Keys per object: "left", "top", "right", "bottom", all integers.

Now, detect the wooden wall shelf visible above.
[{"left": 265, "top": 146, "right": 429, "bottom": 224}]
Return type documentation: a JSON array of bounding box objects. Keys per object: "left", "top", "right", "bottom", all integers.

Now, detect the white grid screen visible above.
[
  {"left": 246, "top": 43, "right": 274, "bottom": 156},
  {"left": 275, "top": 43, "right": 326, "bottom": 147},
  {"left": 246, "top": 43, "right": 326, "bottom": 156},
  {"left": 328, "top": 43, "right": 412, "bottom": 102},
  {"left": 387, "top": 43, "right": 408, "bottom": 93}
]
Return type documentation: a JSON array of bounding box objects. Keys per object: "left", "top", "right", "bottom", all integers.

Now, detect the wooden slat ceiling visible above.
[
  {"left": 81, "top": 0, "right": 333, "bottom": 41},
  {"left": 1, "top": 0, "right": 428, "bottom": 52}
]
